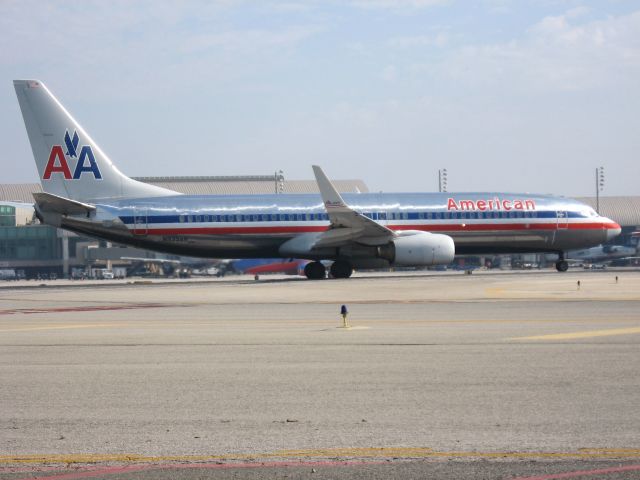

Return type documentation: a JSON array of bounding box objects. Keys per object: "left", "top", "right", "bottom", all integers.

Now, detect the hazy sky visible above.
[{"left": 1, "top": 0, "right": 638, "bottom": 196}]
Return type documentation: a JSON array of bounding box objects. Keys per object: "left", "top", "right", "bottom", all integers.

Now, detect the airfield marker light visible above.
[{"left": 339, "top": 304, "right": 350, "bottom": 329}]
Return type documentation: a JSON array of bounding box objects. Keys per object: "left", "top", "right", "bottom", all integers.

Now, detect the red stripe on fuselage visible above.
[{"left": 130, "top": 221, "right": 615, "bottom": 236}]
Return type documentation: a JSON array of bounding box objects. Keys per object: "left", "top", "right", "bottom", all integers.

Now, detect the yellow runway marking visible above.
[
  {"left": 511, "top": 326, "right": 640, "bottom": 341},
  {"left": 2, "top": 318, "right": 640, "bottom": 334},
  {"left": 2, "top": 448, "right": 640, "bottom": 465}
]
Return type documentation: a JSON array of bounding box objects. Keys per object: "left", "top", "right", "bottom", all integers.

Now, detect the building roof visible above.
[
  {"left": 576, "top": 196, "right": 640, "bottom": 228},
  {"left": 132, "top": 177, "right": 369, "bottom": 195},
  {"left": 0, "top": 177, "right": 368, "bottom": 203},
  {"left": 0, "top": 183, "right": 42, "bottom": 203}
]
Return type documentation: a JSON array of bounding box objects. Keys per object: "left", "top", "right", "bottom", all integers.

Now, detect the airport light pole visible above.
[
  {"left": 274, "top": 170, "right": 284, "bottom": 194},
  {"left": 595, "top": 167, "right": 604, "bottom": 213},
  {"left": 438, "top": 169, "right": 448, "bottom": 193}
]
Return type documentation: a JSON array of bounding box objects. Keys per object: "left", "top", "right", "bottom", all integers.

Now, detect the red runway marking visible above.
[
  {"left": 11, "top": 460, "right": 385, "bottom": 480},
  {"left": 0, "top": 304, "right": 167, "bottom": 316},
  {"left": 513, "top": 463, "right": 640, "bottom": 479}
]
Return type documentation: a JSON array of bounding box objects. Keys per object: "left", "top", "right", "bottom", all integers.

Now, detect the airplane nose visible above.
[{"left": 604, "top": 219, "right": 621, "bottom": 241}]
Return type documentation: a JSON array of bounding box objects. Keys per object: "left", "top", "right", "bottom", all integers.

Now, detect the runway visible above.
[{"left": 1, "top": 271, "right": 639, "bottom": 479}]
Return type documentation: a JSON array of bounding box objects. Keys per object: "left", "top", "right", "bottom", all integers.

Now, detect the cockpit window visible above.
[{"left": 585, "top": 208, "right": 598, "bottom": 217}]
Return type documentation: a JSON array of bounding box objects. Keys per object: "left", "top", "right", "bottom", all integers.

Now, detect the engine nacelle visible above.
[{"left": 379, "top": 232, "right": 455, "bottom": 266}]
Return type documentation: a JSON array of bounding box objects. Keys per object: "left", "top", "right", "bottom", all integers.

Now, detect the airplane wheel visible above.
[
  {"left": 304, "top": 261, "right": 326, "bottom": 280},
  {"left": 330, "top": 260, "right": 353, "bottom": 279},
  {"left": 555, "top": 260, "right": 569, "bottom": 272}
]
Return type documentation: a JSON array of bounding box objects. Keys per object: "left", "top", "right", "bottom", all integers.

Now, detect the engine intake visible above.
[{"left": 378, "top": 232, "right": 455, "bottom": 266}]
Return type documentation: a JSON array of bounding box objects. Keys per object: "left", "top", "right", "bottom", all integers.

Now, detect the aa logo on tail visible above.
[{"left": 43, "top": 130, "right": 102, "bottom": 180}]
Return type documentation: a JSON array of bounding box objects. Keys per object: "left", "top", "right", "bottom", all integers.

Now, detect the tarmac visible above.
[{"left": 0, "top": 270, "right": 639, "bottom": 479}]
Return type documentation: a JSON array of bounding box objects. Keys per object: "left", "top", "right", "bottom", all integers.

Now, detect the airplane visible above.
[
  {"left": 227, "top": 258, "right": 309, "bottom": 276},
  {"left": 13, "top": 80, "right": 621, "bottom": 279},
  {"left": 567, "top": 244, "right": 639, "bottom": 264}
]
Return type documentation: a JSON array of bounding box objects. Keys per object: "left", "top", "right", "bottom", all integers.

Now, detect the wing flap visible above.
[{"left": 312, "top": 227, "right": 365, "bottom": 248}]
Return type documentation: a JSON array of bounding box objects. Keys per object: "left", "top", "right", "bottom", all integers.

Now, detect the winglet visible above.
[
  {"left": 312, "top": 165, "right": 395, "bottom": 239},
  {"left": 312, "top": 165, "right": 349, "bottom": 213}
]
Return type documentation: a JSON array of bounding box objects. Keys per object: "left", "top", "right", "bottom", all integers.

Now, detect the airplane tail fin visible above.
[{"left": 13, "top": 80, "right": 177, "bottom": 202}]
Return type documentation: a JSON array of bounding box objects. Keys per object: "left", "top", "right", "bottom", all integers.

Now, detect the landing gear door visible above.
[
  {"left": 133, "top": 207, "right": 148, "bottom": 236},
  {"left": 557, "top": 211, "right": 569, "bottom": 230}
]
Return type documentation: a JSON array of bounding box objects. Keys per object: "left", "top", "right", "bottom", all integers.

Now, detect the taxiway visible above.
[{"left": 1, "top": 271, "right": 639, "bottom": 479}]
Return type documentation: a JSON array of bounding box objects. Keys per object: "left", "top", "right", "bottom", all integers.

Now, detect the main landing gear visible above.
[
  {"left": 304, "top": 261, "right": 326, "bottom": 280},
  {"left": 555, "top": 252, "right": 569, "bottom": 272},
  {"left": 304, "top": 260, "right": 354, "bottom": 279},
  {"left": 329, "top": 260, "right": 353, "bottom": 279}
]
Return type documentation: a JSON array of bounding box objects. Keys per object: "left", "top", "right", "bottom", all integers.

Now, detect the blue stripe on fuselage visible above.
[{"left": 118, "top": 210, "right": 589, "bottom": 225}]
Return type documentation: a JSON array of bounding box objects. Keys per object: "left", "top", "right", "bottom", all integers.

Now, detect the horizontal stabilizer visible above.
[{"left": 33, "top": 192, "right": 96, "bottom": 215}]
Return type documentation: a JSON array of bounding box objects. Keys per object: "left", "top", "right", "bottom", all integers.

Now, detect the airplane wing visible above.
[{"left": 311, "top": 165, "right": 395, "bottom": 247}]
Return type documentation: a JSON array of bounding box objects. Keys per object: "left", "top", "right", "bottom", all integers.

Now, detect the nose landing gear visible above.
[{"left": 555, "top": 252, "right": 569, "bottom": 272}]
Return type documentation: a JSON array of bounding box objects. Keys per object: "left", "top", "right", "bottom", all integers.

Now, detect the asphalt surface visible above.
[{"left": 1, "top": 270, "right": 639, "bottom": 479}]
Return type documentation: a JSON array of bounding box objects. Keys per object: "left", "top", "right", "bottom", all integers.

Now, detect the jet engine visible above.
[{"left": 378, "top": 232, "right": 455, "bottom": 266}]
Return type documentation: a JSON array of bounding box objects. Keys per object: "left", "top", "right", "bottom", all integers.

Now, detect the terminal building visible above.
[{"left": 0, "top": 176, "right": 638, "bottom": 278}]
